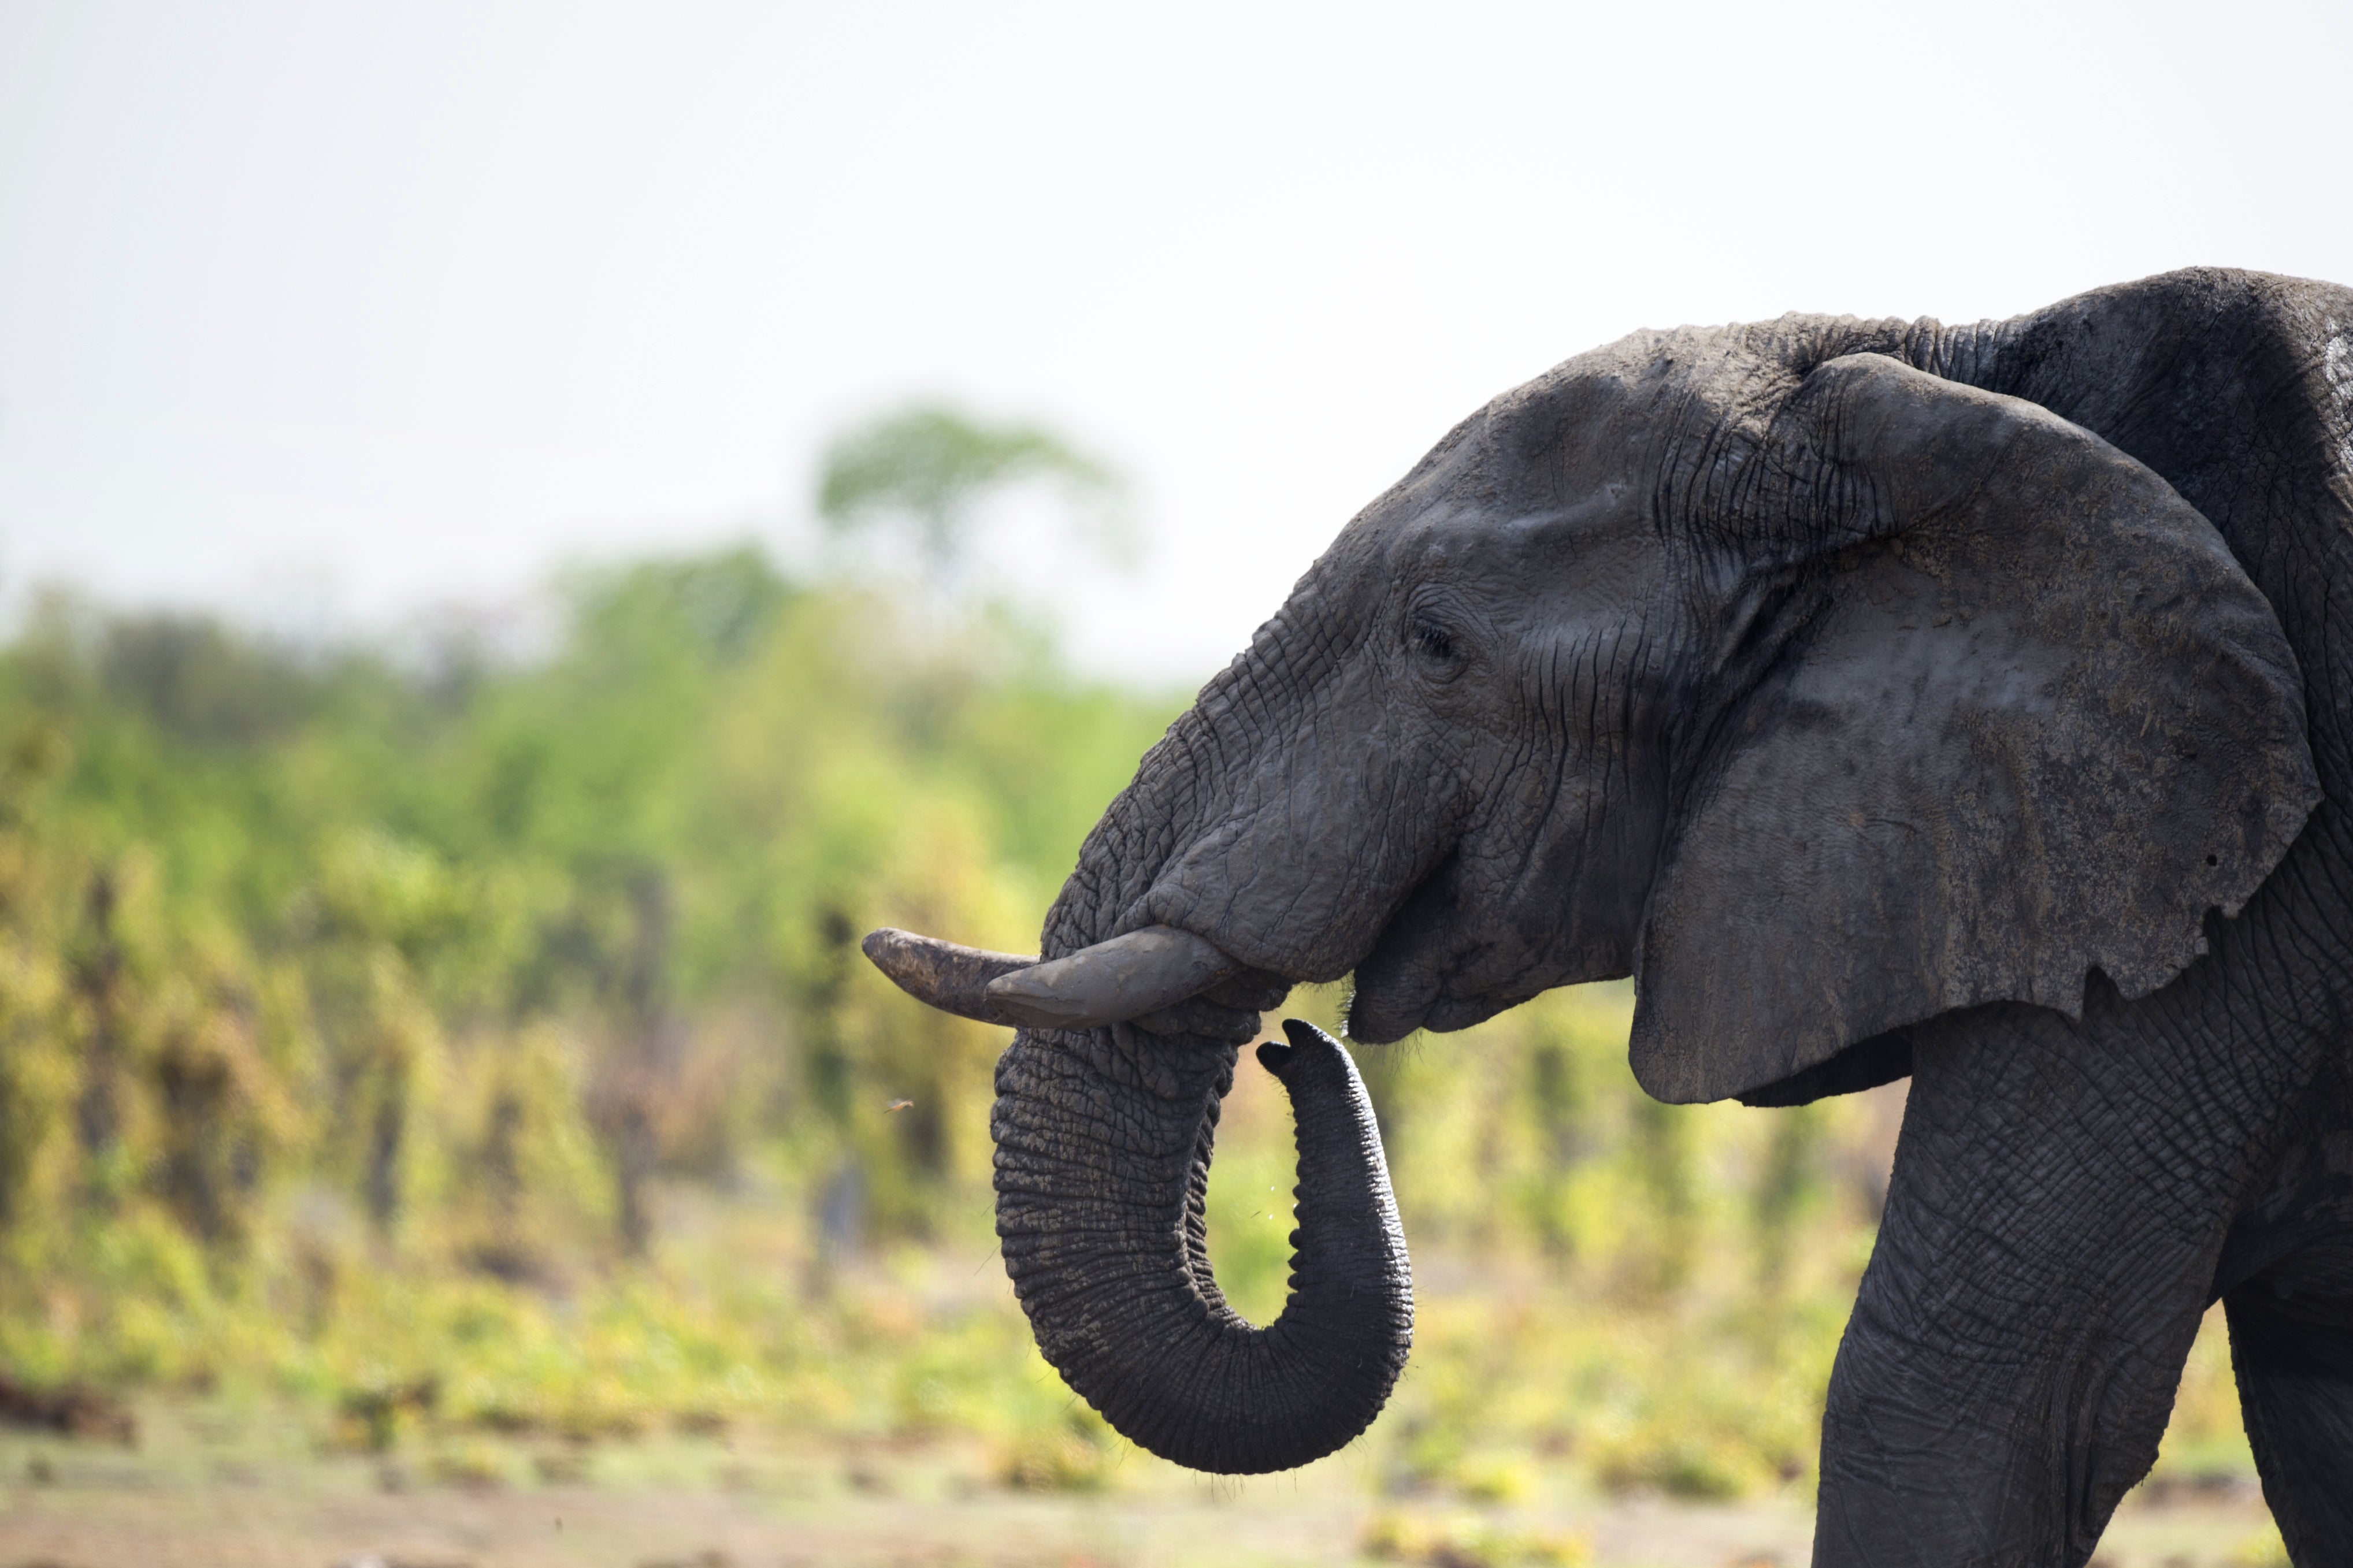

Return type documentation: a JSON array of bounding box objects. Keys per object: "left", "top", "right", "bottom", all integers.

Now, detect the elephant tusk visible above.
[
  {"left": 861, "top": 928, "right": 1038, "bottom": 1026},
  {"left": 862, "top": 924, "right": 1248, "bottom": 1034},
  {"left": 983, "top": 926, "right": 1243, "bottom": 1032}
]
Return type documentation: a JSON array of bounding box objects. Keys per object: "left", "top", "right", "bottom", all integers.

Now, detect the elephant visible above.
[{"left": 866, "top": 267, "right": 2353, "bottom": 1566}]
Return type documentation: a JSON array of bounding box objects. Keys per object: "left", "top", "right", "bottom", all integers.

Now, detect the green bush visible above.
[{"left": 0, "top": 546, "right": 2258, "bottom": 1507}]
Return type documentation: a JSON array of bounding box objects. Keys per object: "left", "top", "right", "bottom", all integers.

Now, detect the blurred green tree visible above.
[
  {"left": 0, "top": 527, "right": 1965, "bottom": 1504},
  {"left": 816, "top": 404, "right": 1129, "bottom": 584}
]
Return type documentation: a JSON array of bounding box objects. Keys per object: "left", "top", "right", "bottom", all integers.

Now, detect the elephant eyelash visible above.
[{"left": 1411, "top": 615, "right": 1456, "bottom": 662}]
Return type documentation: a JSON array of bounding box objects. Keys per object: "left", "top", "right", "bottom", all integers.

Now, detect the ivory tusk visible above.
[
  {"left": 861, "top": 928, "right": 1038, "bottom": 1026},
  {"left": 983, "top": 926, "right": 1242, "bottom": 1031}
]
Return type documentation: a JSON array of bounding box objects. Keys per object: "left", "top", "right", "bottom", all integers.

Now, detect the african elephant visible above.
[{"left": 867, "top": 268, "right": 2353, "bottom": 1566}]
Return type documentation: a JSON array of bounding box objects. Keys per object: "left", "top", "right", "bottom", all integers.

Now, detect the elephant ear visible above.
[{"left": 1629, "top": 352, "right": 2318, "bottom": 1105}]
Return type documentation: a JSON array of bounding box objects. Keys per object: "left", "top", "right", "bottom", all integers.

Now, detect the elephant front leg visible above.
[
  {"left": 2213, "top": 1046, "right": 2353, "bottom": 1566},
  {"left": 2224, "top": 1280, "right": 2353, "bottom": 1562},
  {"left": 1811, "top": 1000, "right": 2294, "bottom": 1567}
]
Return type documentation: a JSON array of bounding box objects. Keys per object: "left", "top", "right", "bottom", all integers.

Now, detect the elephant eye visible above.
[{"left": 1411, "top": 614, "right": 1456, "bottom": 663}]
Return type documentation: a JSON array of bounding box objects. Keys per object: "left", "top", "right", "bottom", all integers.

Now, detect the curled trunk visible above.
[{"left": 992, "top": 1015, "right": 1412, "bottom": 1473}]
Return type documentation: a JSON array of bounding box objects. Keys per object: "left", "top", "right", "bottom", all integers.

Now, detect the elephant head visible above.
[{"left": 869, "top": 293, "right": 2321, "bottom": 1473}]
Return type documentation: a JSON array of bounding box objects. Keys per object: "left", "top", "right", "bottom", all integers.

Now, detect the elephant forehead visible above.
[
  {"left": 1495, "top": 325, "right": 1765, "bottom": 440},
  {"left": 1309, "top": 327, "right": 1772, "bottom": 605},
  {"left": 1364, "top": 485, "right": 1662, "bottom": 614}
]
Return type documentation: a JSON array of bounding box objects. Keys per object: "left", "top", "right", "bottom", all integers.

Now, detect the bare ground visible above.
[{"left": 0, "top": 1402, "right": 2280, "bottom": 1568}]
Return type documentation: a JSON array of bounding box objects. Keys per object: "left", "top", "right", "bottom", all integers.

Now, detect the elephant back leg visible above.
[{"left": 1813, "top": 989, "right": 2319, "bottom": 1568}]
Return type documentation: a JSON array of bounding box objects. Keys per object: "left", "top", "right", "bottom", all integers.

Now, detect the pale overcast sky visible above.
[{"left": 1, "top": 1, "right": 2345, "bottom": 681}]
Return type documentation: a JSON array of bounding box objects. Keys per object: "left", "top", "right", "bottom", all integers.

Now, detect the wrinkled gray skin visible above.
[{"left": 931, "top": 270, "right": 2353, "bottom": 1565}]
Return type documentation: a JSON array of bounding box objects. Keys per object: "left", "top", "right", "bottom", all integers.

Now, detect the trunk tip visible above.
[{"left": 1261, "top": 1017, "right": 1352, "bottom": 1081}]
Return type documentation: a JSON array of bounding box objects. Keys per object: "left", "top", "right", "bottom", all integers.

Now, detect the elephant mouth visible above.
[
  {"left": 1341, "top": 856, "right": 1468, "bottom": 1043},
  {"left": 1344, "top": 855, "right": 1546, "bottom": 1044},
  {"left": 1346, "top": 924, "right": 1493, "bottom": 1045}
]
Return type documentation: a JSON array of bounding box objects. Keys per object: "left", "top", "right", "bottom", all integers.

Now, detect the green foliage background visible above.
[{"left": 0, "top": 546, "right": 2251, "bottom": 1500}]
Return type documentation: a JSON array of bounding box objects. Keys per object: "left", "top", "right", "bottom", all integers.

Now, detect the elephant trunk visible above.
[
  {"left": 991, "top": 1016, "right": 1411, "bottom": 1473},
  {"left": 984, "top": 681, "right": 1412, "bottom": 1474}
]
